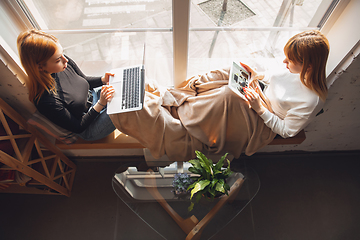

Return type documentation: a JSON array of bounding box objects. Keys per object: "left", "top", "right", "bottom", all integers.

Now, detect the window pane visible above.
[
  {"left": 23, "top": 0, "right": 173, "bottom": 86},
  {"left": 188, "top": 0, "right": 327, "bottom": 76},
  {"left": 25, "top": 0, "right": 172, "bottom": 30},
  {"left": 191, "top": 0, "right": 323, "bottom": 28},
  {"left": 187, "top": 30, "right": 297, "bottom": 77},
  {"left": 53, "top": 31, "right": 173, "bottom": 86}
]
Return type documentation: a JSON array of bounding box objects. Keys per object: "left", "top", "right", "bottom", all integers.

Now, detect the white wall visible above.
[
  {"left": 0, "top": 1, "right": 36, "bottom": 118},
  {"left": 259, "top": 55, "right": 360, "bottom": 153},
  {"left": 325, "top": 0, "right": 360, "bottom": 79},
  {"left": 0, "top": 1, "right": 30, "bottom": 54}
]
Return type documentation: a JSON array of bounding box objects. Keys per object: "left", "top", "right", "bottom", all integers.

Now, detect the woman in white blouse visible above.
[
  {"left": 110, "top": 30, "right": 330, "bottom": 162},
  {"left": 242, "top": 30, "right": 330, "bottom": 138}
]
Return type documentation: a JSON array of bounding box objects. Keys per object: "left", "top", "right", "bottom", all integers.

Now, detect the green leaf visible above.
[
  {"left": 196, "top": 151, "right": 212, "bottom": 170},
  {"left": 211, "top": 179, "right": 218, "bottom": 188},
  {"left": 215, "top": 179, "right": 226, "bottom": 193},
  {"left": 198, "top": 161, "right": 211, "bottom": 176},
  {"left": 224, "top": 183, "right": 230, "bottom": 195},
  {"left": 214, "top": 153, "right": 227, "bottom": 171},
  {"left": 188, "top": 166, "right": 201, "bottom": 175},
  {"left": 224, "top": 183, "right": 230, "bottom": 191},
  {"left": 222, "top": 159, "right": 233, "bottom": 178},
  {"left": 190, "top": 180, "right": 210, "bottom": 199},
  {"left": 208, "top": 187, "right": 215, "bottom": 196},
  {"left": 188, "top": 202, "right": 195, "bottom": 212},
  {"left": 189, "top": 160, "right": 202, "bottom": 171},
  {"left": 187, "top": 181, "right": 197, "bottom": 191}
]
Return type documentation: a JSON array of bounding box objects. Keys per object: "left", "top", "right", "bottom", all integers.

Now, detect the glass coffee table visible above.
[{"left": 112, "top": 162, "right": 260, "bottom": 240}]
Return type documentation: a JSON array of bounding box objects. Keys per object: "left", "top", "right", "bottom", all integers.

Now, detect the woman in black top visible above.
[{"left": 17, "top": 29, "right": 115, "bottom": 141}]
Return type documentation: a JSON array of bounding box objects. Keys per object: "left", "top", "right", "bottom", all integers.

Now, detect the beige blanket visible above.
[{"left": 110, "top": 68, "right": 276, "bottom": 162}]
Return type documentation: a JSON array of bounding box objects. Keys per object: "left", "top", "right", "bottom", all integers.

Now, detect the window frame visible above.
[{"left": 2, "top": 0, "right": 352, "bottom": 87}]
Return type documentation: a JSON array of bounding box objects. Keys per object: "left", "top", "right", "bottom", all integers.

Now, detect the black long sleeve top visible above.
[{"left": 35, "top": 56, "right": 103, "bottom": 133}]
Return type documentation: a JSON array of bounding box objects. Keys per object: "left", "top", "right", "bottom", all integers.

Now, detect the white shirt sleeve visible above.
[
  {"left": 259, "top": 103, "right": 321, "bottom": 138},
  {"left": 260, "top": 71, "right": 324, "bottom": 138}
]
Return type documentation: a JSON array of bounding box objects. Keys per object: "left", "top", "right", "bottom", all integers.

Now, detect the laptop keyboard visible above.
[{"left": 122, "top": 66, "right": 140, "bottom": 109}]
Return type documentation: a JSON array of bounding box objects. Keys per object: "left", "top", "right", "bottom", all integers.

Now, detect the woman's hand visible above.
[
  {"left": 99, "top": 85, "right": 115, "bottom": 104},
  {"left": 94, "top": 85, "right": 115, "bottom": 112},
  {"left": 101, "top": 72, "right": 115, "bottom": 84},
  {"left": 243, "top": 86, "right": 266, "bottom": 115},
  {"left": 240, "top": 62, "right": 264, "bottom": 88}
]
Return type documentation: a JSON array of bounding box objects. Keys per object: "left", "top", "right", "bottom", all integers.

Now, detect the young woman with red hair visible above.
[
  {"left": 17, "top": 29, "right": 115, "bottom": 141},
  {"left": 243, "top": 30, "right": 330, "bottom": 138}
]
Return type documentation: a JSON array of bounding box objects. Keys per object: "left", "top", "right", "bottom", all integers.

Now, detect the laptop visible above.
[
  {"left": 107, "top": 46, "right": 146, "bottom": 115},
  {"left": 228, "top": 61, "right": 250, "bottom": 97}
]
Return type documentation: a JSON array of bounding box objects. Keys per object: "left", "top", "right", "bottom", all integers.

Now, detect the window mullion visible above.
[{"left": 172, "top": 0, "right": 190, "bottom": 88}]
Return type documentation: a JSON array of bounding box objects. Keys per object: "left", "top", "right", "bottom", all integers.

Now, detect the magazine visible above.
[{"left": 228, "top": 61, "right": 250, "bottom": 97}]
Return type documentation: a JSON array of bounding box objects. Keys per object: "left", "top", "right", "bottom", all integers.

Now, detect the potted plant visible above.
[
  {"left": 187, "top": 151, "right": 233, "bottom": 211},
  {"left": 172, "top": 172, "right": 194, "bottom": 198}
]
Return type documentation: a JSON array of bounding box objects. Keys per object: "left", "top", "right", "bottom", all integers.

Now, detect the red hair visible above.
[
  {"left": 284, "top": 30, "right": 330, "bottom": 102},
  {"left": 17, "top": 29, "right": 58, "bottom": 103}
]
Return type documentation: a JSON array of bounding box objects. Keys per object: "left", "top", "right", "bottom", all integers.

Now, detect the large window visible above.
[
  {"left": 15, "top": 0, "right": 339, "bottom": 86},
  {"left": 187, "top": 0, "right": 328, "bottom": 76}
]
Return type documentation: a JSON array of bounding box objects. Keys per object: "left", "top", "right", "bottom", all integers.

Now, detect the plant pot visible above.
[
  {"left": 174, "top": 190, "right": 190, "bottom": 199},
  {"left": 202, "top": 192, "right": 224, "bottom": 200}
]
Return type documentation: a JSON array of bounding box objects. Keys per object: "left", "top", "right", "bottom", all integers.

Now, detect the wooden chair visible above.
[{"left": 0, "top": 98, "right": 76, "bottom": 196}]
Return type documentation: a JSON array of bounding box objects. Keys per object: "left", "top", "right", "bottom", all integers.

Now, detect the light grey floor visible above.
[{"left": 1, "top": 151, "right": 360, "bottom": 240}]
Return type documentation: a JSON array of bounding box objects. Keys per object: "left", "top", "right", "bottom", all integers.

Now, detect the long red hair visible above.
[
  {"left": 17, "top": 29, "right": 58, "bottom": 103},
  {"left": 284, "top": 30, "right": 330, "bottom": 102}
]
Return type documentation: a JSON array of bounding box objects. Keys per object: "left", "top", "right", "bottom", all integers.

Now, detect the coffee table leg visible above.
[
  {"left": 186, "top": 177, "right": 245, "bottom": 240},
  {"left": 145, "top": 169, "right": 199, "bottom": 235},
  {"left": 145, "top": 170, "right": 244, "bottom": 240}
]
